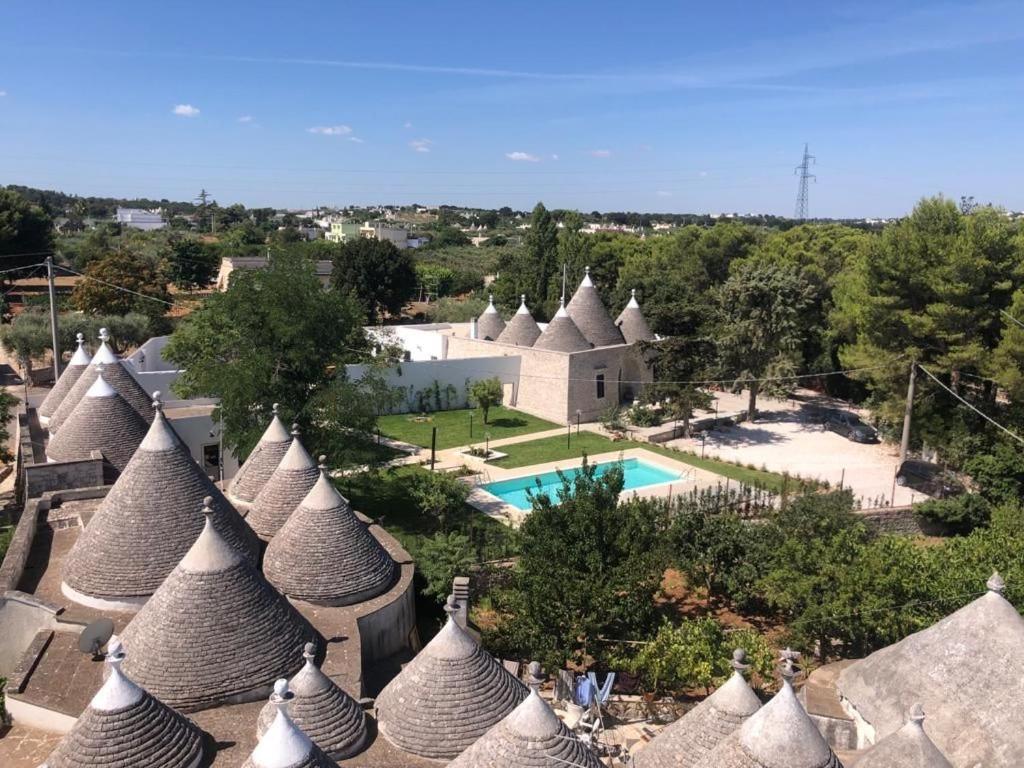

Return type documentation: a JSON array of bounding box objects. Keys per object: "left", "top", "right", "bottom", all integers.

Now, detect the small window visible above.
[{"left": 596, "top": 374, "right": 606, "bottom": 399}]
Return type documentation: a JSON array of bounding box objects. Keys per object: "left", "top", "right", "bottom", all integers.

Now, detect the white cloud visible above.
[
  {"left": 551, "top": 153, "right": 559, "bottom": 160},
  {"left": 308, "top": 125, "right": 353, "bottom": 136},
  {"left": 656, "top": 190, "right": 673, "bottom": 197},
  {"left": 172, "top": 104, "right": 200, "bottom": 117},
  {"left": 410, "top": 138, "right": 433, "bottom": 153},
  {"left": 699, "top": 170, "right": 708, "bottom": 177},
  {"left": 506, "top": 151, "right": 540, "bottom": 162},
  {"left": 349, "top": 136, "right": 365, "bottom": 143},
  {"left": 403, "top": 121, "right": 413, "bottom": 129},
  {"left": 238, "top": 115, "right": 254, "bottom": 123},
  {"left": 589, "top": 149, "right": 612, "bottom": 158},
  {"left": 0, "top": 90, "right": 6, "bottom": 97}
]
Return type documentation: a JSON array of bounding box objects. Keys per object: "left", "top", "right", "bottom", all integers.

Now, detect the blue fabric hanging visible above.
[
  {"left": 574, "top": 675, "right": 595, "bottom": 707},
  {"left": 587, "top": 671, "right": 616, "bottom": 703}
]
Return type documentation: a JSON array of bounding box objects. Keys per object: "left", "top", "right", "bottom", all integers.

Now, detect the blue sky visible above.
[{"left": 1, "top": 1, "right": 1023, "bottom": 217}]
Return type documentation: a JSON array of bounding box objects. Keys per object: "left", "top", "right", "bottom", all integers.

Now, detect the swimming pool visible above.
[{"left": 482, "top": 458, "right": 683, "bottom": 511}]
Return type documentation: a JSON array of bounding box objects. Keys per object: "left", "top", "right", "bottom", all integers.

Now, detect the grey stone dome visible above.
[
  {"left": 228, "top": 404, "right": 293, "bottom": 505},
  {"left": 534, "top": 299, "right": 591, "bottom": 353},
  {"left": 477, "top": 294, "right": 506, "bottom": 341},
  {"left": 855, "top": 705, "right": 953, "bottom": 768},
  {"left": 38, "top": 332, "right": 91, "bottom": 422},
  {"left": 246, "top": 427, "right": 319, "bottom": 541},
  {"left": 244, "top": 687, "right": 339, "bottom": 768},
  {"left": 496, "top": 295, "right": 541, "bottom": 347},
  {"left": 566, "top": 268, "right": 624, "bottom": 347},
  {"left": 616, "top": 289, "right": 655, "bottom": 344}
]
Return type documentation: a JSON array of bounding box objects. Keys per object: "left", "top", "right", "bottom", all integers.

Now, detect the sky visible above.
[{"left": 1, "top": 1, "right": 1023, "bottom": 217}]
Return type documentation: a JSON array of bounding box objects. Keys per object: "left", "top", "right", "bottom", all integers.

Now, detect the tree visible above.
[
  {"left": 72, "top": 249, "right": 171, "bottom": 324},
  {"left": 408, "top": 470, "right": 470, "bottom": 532},
  {"left": 468, "top": 377, "right": 503, "bottom": 423},
  {"left": 330, "top": 238, "right": 417, "bottom": 322},
  {"left": 0, "top": 313, "right": 50, "bottom": 385},
  {"left": 715, "top": 261, "right": 813, "bottom": 418},
  {"left": 990, "top": 287, "right": 1024, "bottom": 401},
  {"left": 0, "top": 188, "right": 53, "bottom": 280},
  {"left": 524, "top": 202, "right": 559, "bottom": 305},
  {"left": 425, "top": 226, "right": 470, "bottom": 249},
  {"left": 554, "top": 211, "right": 592, "bottom": 299},
  {"left": 163, "top": 253, "right": 367, "bottom": 457},
  {"left": 166, "top": 237, "right": 220, "bottom": 290},
  {"left": 417, "top": 531, "right": 477, "bottom": 603},
  {"left": 915, "top": 494, "right": 992, "bottom": 535},
  {"left": 641, "top": 336, "right": 716, "bottom": 436}
]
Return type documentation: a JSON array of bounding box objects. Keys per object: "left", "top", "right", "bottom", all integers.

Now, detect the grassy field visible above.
[
  {"left": 377, "top": 406, "right": 558, "bottom": 450},
  {"left": 490, "top": 432, "right": 789, "bottom": 491}
]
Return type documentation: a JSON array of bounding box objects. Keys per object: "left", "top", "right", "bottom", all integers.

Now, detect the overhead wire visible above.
[{"left": 916, "top": 364, "right": 1024, "bottom": 446}]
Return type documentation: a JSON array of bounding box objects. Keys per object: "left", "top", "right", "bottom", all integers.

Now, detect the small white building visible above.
[{"left": 115, "top": 207, "right": 167, "bottom": 231}]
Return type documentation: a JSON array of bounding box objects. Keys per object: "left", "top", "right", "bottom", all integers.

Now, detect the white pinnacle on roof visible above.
[
  {"left": 90, "top": 637, "right": 143, "bottom": 711},
  {"left": 138, "top": 392, "right": 178, "bottom": 452},
  {"left": 245, "top": 681, "right": 339, "bottom": 768},
  {"left": 856, "top": 704, "right": 953, "bottom": 768},
  {"left": 39, "top": 333, "right": 93, "bottom": 423},
  {"left": 626, "top": 288, "right": 640, "bottom": 308},
  {"left": 69, "top": 333, "right": 91, "bottom": 366},
  {"left": 86, "top": 372, "right": 117, "bottom": 398},
  {"left": 278, "top": 431, "right": 316, "bottom": 471},
  {"left": 484, "top": 294, "right": 499, "bottom": 313},
  {"left": 515, "top": 294, "right": 530, "bottom": 314},
  {"left": 92, "top": 328, "right": 119, "bottom": 365},
  {"left": 580, "top": 266, "right": 595, "bottom": 287},
  {"left": 179, "top": 498, "right": 246, "bottom": 573}
]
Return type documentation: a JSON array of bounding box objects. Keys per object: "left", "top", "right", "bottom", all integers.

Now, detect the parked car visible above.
[
  {"left": 824, "top": 410, "right": 878, "bottom": 443},
  {"left": 895, "top": 459, "right": 965, "bottom": 499}
]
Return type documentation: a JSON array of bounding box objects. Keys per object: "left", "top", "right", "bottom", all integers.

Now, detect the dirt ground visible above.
[{"left": 669, "top": 390, "right": 922, "bottom": 507}]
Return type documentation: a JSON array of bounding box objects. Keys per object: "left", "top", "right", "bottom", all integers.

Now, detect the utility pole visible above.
[
  {"left": 46, "top": 256, "right": 61, "bottom": 381},
  {"left": 899, "top": 362, "right": 917, "bottom": 463},
  {"left": 794, "top": 143, "right": 816, "bottom": 221}
]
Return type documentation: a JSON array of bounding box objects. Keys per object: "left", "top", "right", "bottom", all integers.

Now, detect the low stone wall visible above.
[
  {"left": 23, "top": 455, "right": 105, "bottom": 499},
  {"left": 854, "top": 505, "right": 944, "bottom": 536}
]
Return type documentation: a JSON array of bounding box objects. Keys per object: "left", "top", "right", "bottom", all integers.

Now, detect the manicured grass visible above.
[
  {"left": 377, "top": 406, "right": 559, "bottom": 450},
  {"left": 490, "top": 432, "right": 789, "bottom": 491}
]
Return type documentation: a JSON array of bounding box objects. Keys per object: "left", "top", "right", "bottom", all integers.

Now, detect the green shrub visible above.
[{"left": 915, "top": 494, "right": 992, "bottom": 535}]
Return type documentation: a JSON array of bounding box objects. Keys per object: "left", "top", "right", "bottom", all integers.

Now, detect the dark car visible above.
[
  {"left": 824, "top": 410, "right": 878, "bottom": 443},
  {"left": 895, "top": 459, "right": 965, "bottom": 499}
]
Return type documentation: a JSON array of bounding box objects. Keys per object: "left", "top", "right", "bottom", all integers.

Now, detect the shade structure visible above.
[
  {"left": 477, "top": 293, "right": 507, "bottom": 341},
  {"left": 616, "top": 289, "right": 655, "bottom": 345},
  {"left": 263, "top": 466, "right": 395, "bottom": 606},
  {"left": 39, "top": 332, "right": 91, "bottom": 424},
  {"left": 705, "top": 655, "right": 842, "bottom": 768},
  {"left": 635, "top": 650, "right": 762, "bottom": 768},
  {"left": 46, "top": 372, "right": 149, "bottom": 475},
  {"left": 496, "top": 295, "right": 541, "bottom": 347},
  {"left": 120, "top": 502, "right": 320, "bottom": 711},
  {"left": 61, "top": 398, "right": 258, "bottom": 610},
  {"left": 375, "top": 595, "right": 528, "bottom": 760},
  {"left": 246, "top": 427, "right": 320, "bottom": 541},
  {"left": 449, "top": 688, "right": 602, "bottom": 768},
  {"left": 837, "top": 573, "right": 1024, "bottom": 768},
  {"left": 534, "top": 298, "right": 591, "bottom": 353},
  {"left": 855, "top": 705, "right": 953, "bottom": 768},
  {"left": 566, "top": 267, "right": 624, "bottom": 348},
  {"left": 257, "top": 645, "right": 368, "bottom": 759},
  {"left": 244, "top": 686, "right": 339, "bottom": 768},
  {"left": 48, "top": 328, "right": 154, "bottom": 431},
  {"left": 41, "top": 637, "right": 206, "bottom": 768},
  {"left": 228, "top": 404, "right": 293, "bottom": 506}
]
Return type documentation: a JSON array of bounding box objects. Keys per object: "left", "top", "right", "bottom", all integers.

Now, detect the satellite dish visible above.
[{"left": 78, "top": 618, "right": 115, "bottom": 658}]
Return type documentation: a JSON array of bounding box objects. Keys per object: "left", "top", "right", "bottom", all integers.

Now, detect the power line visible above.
[
  {"left": 917, "top": 364, "right": 1024, "bottom": 446},
  {"left": 1001, "top": 309, "right": 1024, "bottom": 330},
  {"left": 0, "top": 261, "right": 48, "bottom": 276},
  {"left": 54, "top": 264, "right": 181, "bottom": 307}
]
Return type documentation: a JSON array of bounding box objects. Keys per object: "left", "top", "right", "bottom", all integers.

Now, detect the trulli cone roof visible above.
[
  {"left": 46, "top": 372, "right": 149, "bottom": 474},
  {"left": 48, "top": 330, "right": 154, "bottom": 431},
  {"left": 61, "top": 399, "right": 259, "bottom": 605},
  {"left": 534, "top": 298, "right": 592, "bottom": 353},
  {"left": 616, "top": 289, "right": 655, "bottom": 344},
  {"left": 448, "top": 688, "right": 602, "bottom": 768},
  {"left": 229, "top": 404, "right": 293, "bottom": 504},
  {"left": 244, "top": 687, "right": 339, "bottom": 768},
  {"left": 496, "top": 295, "right": 541, "bottom": 347},
  {"left": 41, "top": 637, "right": 206, "bottom": 768},
  {"left": 837, "top": 573, "right": 1024, "bottom": 768},
  {"left": 635, "top": 651, "right": 762, "bottom": 768},
  {"left": 477, "top": 294, "right": 507, "bottom": 341},
  {"left": 705, "top": 654, "right": 841, "bottom": 768},
  {"left": 566, "top": 267, "right": 624, "bottom": 347},
  {"left": 375, "top": 595, "right": 528, "bottom": 759},
  {"left": 855, "top": 705, "right": 953, "bottom": 768},
  {"left": 246, "top": 428, "right": 320, "bottom": 541},
  {"left": 39, "top": 333, "right": 91, "bottom": 420},
  {"left": 264, "top": 468, "right": 395, "bottom": 605},
  {"left": 120, "top": 504, "right": 320, "bottom": 711},
  {"left": 257, "top": 646, "right": 368, "bottom": 759}
]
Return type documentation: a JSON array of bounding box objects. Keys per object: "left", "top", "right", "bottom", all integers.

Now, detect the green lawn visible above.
[
  {"left": 377, "top": 406, "right": 559, "bottom": 450},
  {"left": 490, "top": 432, "right": 790, "bottom": 491}
]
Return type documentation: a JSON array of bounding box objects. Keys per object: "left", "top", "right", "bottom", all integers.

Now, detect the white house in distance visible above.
[{"left": 114, "top": 207, "right": 167, "bottom": 231}]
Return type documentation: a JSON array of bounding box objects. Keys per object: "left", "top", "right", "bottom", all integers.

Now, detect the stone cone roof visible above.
[
  {"left": 247, "top": 428, "right": 320, "bottom": 541},
  {"left": 635, "top": 652, "right": 762, "bottom": 768},
  {"left": 448, "top": 688, "right": 602, "bottom": 768},
  {"left": 120, "top": 504, "right": 320, "bottom": 711},
  {"left": 855, "top": 705, "right": 953, "bottom": 768},
  {"left": 477, "top": 294, "right": 506, "bottom": 341},
  {"left": 39, "top": 333, "right": 91, "bottom": 421},
  {"left": 706, "top": 657, "right": 841, "bottom": 768},
  {"left": 42, "top": 637, "right": 206, "bottom": 768},
  {"left": 229, "top": 404, "right": 293, "bottom": 505},
  {"left": 375, "top": 595, "right": 528, "bottom": 760},
  {"left": 46, "top": 373, "right": 149, "bottom": 474},
  {"left": 257, "top": 646, "right": 368, "bottom": 759},
  {"left": 616, "top": 289, "right": 655, "bottom": 345},
  {"left": 534, "top": 298, "right": 592, "bottom": 353},
  {"left": 566, "top": 268, "right": 624, "bottom": 347},
  {"left": 61, "top": 400, "right": 259, "bottom": 606},
  {"left": 837, "top": 573, "right": 1024, "bottom": 768},
  {"left": 244, "top": 688, "right": 339, "bottom": 768},
  {"left": 496, "top": 295, "right": 541, "bottom": 347},
  {"left": 264, "top": 467, "right": 396, "bottom": 605},
  {"left": 49, "top": 331, "right": 154, "bottom": 431}
]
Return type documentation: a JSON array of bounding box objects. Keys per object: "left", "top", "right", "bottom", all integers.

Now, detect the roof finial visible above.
[
  {"left": 585, "top": 265, "right": 591, "bottom": 275},
  {"left": 76, "top": 332, "right": 85, "bottom": 345},
  {"left": 631, "top": 288, "right": 636, "bottom": 298},
  {"left": 272, "top": 402, "right": 280, "bottom": 415},
  {"left": 318, "top": 455, "right": 327, "bottom": 471},
  {"left": 779, "top": 647, "right": 800, "bottom": 685},
  {"left": 291, "top": 423, "right": 300, "bottom": 437},
  {"left": 106, "top": 634, "right": 126, "bottom": 663},
  {"left": 99, "top": 327, "right": 110, "bottom": 343},
  {"left": 303, "top": 641, "right": 316, "bottom": 662},
  {"left": 908, "top": 702, "right": 926, "bottom": 727},
  {"left": 988, "top": 571, "right": 1006, "bottom": 595},
  {"left": 488, "top": 293, "right": 494, "bottom": 305},
  {"left": 444, "top": 593, "right": 459, "bottom": 617},
  {"left": 730, "top": 647, "right": 751, "bottom": 673},
  {"left": 202, "top": 496, "right": 214, "bottom": 516},
  {"left": 271, "top": 678, "right": 293, "bottom": 708},
  {"left": 525, "top": 660, "right": 545, "bottom": 691},
  {"left": 520, "top": 293, "right": 526, "bottom": 305},
  {"left": 152, "top": 390, "right": 163, "bottom": 412}
]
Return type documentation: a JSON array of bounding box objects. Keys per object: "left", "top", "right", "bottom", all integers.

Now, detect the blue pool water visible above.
[{"left": 482, "top": 458, "right": 682, "bottom": 511}]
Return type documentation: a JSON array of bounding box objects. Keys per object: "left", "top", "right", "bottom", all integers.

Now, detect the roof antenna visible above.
[{"left": 562, "top": 262, "right": 567, "bottom": 301}]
